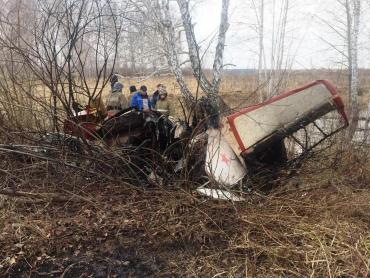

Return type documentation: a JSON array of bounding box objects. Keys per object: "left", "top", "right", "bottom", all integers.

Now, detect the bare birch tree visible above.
[
  {"left": 176, "top": 0, "right": 230, "bottom": 96},
  {"left": 253, "top": 0, "right": 267, "bottom": 101},
  {"left": 267, "top": 0, "right": 290, "bottom": 98},
  {"left": 148, "top": 0, "right": 231, "bottom": 126},
  {"left": 345, "top": 0, "right": 361, "bottom": 138},
  {"left": 127, "top": 0, "right": 230, "bottom": 126},
  {"left": 250, "top": 0, "right": 290, "bottom": 100},
  {"left": 318, "top": 0, "right": 361, "bottom": 138}
]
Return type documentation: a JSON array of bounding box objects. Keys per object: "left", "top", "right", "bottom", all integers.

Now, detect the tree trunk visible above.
[
  {"left": 160, "top": 0, "right": 194, "bottom": 105},
  {"left": 346, "top": 0, "right": 361, "bottom": 139},
  {"left": 176, "top": 0, "right": 230, "bottom": 127},
  {"left": 211, "top": 0, "right": 230, "bottom": 94},
  {"left": 257, "top": 0, "right": 265, "bottom": 101},
  {"left": 176, "top": 0, "right": 213, "bottom": 94}
]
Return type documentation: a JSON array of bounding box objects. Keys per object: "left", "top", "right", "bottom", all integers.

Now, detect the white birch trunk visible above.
[
  {"left": 159, "top": 0, "right": 195, "bottom": 105},
  {"left": 346, "top": 0, "right": 361, "bottom": 138},
  {"left": 176, "top": 0, "right": 230, "bottom": 127},
  {"left": 176, "top": 0, "right": 230, "bottom": 95},
  {"left": 211, "top": 0, "right": 230, "bottom": 94},
  {"left": 256, "top": 0, "right": 266, "bottom": 101},
  {"left": 176, "top": 0, "right": 213, "bottom": 94}
]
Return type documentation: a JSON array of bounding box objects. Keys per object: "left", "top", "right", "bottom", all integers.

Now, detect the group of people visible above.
[{"left": 104, "top": 74, "right": 172, "bottom": 118}]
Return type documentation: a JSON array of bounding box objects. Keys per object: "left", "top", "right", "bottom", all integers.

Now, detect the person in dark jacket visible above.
[
  {"left": 131, "top": 85, "right": 152, "bottom": 111},
  {"left": 128, "top": 85, "right": 137, "bottom": 105},
  {"left": 110, "top": 74, "right": 118, "bottom": 89}
]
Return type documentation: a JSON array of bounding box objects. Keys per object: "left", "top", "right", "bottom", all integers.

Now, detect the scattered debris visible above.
[{"left": 196, "top": 187, "right": 245, "bottom": 201}]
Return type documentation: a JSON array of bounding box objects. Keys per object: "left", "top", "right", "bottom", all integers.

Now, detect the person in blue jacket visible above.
[{"left": 130, "top": 85, "right": 152, "bottom": 112}]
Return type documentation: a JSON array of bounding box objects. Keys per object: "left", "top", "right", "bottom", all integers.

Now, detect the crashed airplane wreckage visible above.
[
  {"left": 199, "top": 80, "right": 348, "bottom": 200},
  {"left": 62, "top": 80, "right": 348, "bottom": 200}
]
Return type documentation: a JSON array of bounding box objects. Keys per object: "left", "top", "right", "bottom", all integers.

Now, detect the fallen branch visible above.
[{"left": 0, "top": 188, "right": 75, "bottom": 203}]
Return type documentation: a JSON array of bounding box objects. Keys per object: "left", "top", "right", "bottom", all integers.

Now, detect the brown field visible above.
[
  {"left": 107, "top": 70, "right": 370, "bottom": 117},
  {"left": 8, "top": 69, "right": 370, "bottom": 130}
]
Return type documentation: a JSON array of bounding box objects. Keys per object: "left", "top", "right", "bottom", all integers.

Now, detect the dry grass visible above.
[
  {"left": 0, "top": 143, "right": 370, "bottom": 277},
  {"left": 117, "top": 70, "right": 370, "bottom": 116}
]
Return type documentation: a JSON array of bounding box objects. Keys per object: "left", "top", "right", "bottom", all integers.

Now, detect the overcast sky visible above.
[{"left": 191, "top": 0, "right": 370, "bottom": 69}]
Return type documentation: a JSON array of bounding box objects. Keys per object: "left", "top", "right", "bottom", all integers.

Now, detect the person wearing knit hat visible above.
[
  {"left": 105, "top": 75, "right": 128, "bottom": 117},
  {"left": 110, "top": 74, "right": 118, "bottom": 88}
]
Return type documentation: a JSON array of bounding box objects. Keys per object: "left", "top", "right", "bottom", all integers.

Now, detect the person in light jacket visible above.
[
  {"left": 155, "top": 91, "right": 172, "bottom": 117},
  {"left": 151, "top": 83, "right": 166, "bottom": 108}
]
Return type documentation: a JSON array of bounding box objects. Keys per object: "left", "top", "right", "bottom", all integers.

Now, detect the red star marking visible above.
[{"left": 220, "top": 153, "right": 231, "bottom": 165}]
